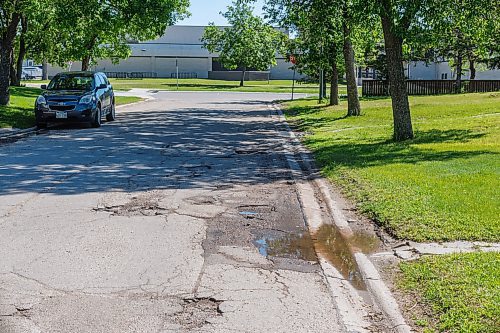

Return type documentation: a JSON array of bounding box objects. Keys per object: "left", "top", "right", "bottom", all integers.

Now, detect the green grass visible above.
[
  {"left": 115, "top": 96, "right": 143, "bottom": 105},
  {"left": 400, "top": 252, "right": 500, "bottom": 332},
  {"left": 0, "top": 87, "right": 144, "bottom": 129},
  {"left": 108, "top": 78, "right": 326, "bottom": 94},
  {"left": 0, "top": 87, "right": 39, "bottom": 129},
  {"left": 282, "top": 93, "right": 500, "bottom": 242},
  {"left": 26, "top": 78, "right": 351, "bottom": 95}
]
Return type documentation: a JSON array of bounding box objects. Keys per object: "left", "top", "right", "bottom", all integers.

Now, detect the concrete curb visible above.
[
  {"left": 270, "top": 103, "right": 413, "bottom": 333},
  {"left": 0, "top": 126, "right": 37, "bottom": 140}
]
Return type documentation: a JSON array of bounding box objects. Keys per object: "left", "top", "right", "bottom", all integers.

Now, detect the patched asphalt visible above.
[{"left": 0, "top": 92, "right": 347, "bottom": 332}]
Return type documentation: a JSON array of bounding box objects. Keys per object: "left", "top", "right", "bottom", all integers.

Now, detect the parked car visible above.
[
  {"left": 22, "top": 66, "right": 43, "bottom": 79},
  {"left": 34, "top": 71, "right": 115, "bottom": 129}
]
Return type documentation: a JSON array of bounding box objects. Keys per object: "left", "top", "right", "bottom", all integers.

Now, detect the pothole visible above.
[
  {"left": 234, "top": 148, "right": 269, "bottom": 155},
  {"left": 94, "top": 193, "right": 167, "bottom": 216},
  {"left": 173, "top": 298, "right": 223, "bottom": 329},
  {"left": 184, "top": 195, "right": 219, "bottom": 205}
]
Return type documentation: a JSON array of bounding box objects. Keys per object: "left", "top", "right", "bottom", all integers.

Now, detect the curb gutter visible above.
[{"left": 270, "top": 103, "right": 412, "bottom": 333}]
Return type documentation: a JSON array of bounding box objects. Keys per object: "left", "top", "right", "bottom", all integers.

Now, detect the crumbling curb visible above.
[{"left": 270, "top": 103, "right": 413, "bottom": 333}]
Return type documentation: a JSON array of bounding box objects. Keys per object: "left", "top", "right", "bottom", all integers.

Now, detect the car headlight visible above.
[
  {"left": 79, "top": 95, "right": 94, "bottom": 104},
  {"left": 36, "top": 95, "right": 47, "bottom": 107}
]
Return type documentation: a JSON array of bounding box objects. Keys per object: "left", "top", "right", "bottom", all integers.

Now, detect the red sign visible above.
[{"left": 290, "top": 55, "right": 297, "bottom": 65}]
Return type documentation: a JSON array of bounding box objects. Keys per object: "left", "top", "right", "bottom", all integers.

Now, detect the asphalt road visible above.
[{"left": 0, "top": 92, "right": 344, "bottom": 332}]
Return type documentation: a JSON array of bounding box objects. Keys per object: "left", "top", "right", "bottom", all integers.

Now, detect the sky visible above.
[{"left": 178, "top": 0, "right": 266, "bottom": 26}]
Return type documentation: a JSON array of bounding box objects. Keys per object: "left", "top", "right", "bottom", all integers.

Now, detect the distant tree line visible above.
[{"left": 0, "top": 0, "right": 190, "bottom": 105}]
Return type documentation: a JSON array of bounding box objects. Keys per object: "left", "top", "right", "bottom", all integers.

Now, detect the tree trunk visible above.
[
  {"left": 379, "top": 6, "right": 414, "bottom": 141},
  {"left": 319, "top": 69, "right": 324, "bottom": 103},
  {"left": 42, "top": 60, "right": 48, "bottom": 80},
  {"left": 330, "top": 62, "right": 339, "bottom": 106},
  {"left": 343, "top": 19, "right": 361, "bottom": 116},
  {"left": 0, "top": 13, "right": 22, "bottom": 106},
  {"left": 469, "top": 59, "right": 476, "bottom": 80},
  {"left": 10, "top": 60, "right": 19, "bottom": 86},
  {"left": 81, "top": 55, "right": 91, "bottom": 71},
  {"left": 14, "top": 15, "right": 28, "bottom": 85},
  {"left": 455, "top": 53, "right": 463, "bottom": 93},
  {"left": 240, "top": 66, "right": 246, "bottom": 87}
]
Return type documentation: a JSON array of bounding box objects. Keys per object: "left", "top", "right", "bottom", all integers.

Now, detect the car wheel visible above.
[
  {"left": 106, "top": 101, "right": 116, "bottom": 121},
  {"left": 92, "top": 106, "right": 102, "bottom": 128}
]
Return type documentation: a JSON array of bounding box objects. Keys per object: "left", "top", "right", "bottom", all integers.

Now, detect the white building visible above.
[
  {"left": 406, "top": 61, "right": 500, "bottom": 80},
  {"left": 48, "top": 26, "right": 297, "bottom": 80}
]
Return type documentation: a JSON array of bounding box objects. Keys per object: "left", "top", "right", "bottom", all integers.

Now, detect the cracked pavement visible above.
[{"left": 0, "top": 92, "right": 344, "bottom": 332}]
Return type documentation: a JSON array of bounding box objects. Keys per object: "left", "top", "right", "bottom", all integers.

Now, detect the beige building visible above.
[{"left": 48, "top": 26, "right": 297, "bottom": 80}]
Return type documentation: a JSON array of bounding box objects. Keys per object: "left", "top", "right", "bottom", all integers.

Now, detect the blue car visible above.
[{"left": 34, "top": 71, "right": 115, "bottom": 129}]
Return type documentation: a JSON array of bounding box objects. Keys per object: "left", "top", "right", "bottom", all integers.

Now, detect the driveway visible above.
[{"left": 0, "top": 92, "right": 344, "bottom": 332}]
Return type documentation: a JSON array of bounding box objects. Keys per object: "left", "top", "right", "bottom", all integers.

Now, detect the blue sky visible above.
[{"left": 178, "top": 0, "right": 266, "bottom": 26}]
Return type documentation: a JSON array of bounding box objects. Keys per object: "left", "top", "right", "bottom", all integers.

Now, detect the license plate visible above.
[{"left": 55, "top": 111, "right": 68, "bottom": 119}]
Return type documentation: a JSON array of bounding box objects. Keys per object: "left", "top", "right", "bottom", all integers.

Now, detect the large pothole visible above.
[
  {"left": 173, "top": 298, "right": 222, "bottom": 329},
  {"left": 95, "top": 193, "right": 167, "bottom": 216}
]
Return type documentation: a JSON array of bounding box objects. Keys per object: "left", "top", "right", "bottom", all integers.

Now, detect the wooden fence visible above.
[{"left": 362, "top": 80, "right": 500, "bottom": 97}]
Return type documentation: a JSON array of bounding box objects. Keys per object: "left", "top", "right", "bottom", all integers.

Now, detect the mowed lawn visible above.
[
  {"left": 28, "top": 78, "right": 334, "bottom": 94},
  {"left": 0, "top": 87, "right": 143, "bottom": 129},
  {"left": 0, "top": 87, "right": 39, "bottom": 129},
  {"left": 400, "top": 252, "right": 499, "bottom": 333},
  {"left": 107, "top": 78, "right": 325, "bottom": 94},
  {"left": 283, "top": 93, "right": 499, "bottom": 242}
]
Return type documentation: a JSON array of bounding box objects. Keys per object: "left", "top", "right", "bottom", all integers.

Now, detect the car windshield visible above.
[{"left": 48, "top": 74, "right": 94, "bottom": 91}]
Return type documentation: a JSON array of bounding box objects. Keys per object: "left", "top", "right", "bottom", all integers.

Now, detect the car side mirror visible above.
[{"left": 41, "top": 84, "right": 47, "bottom": 90}]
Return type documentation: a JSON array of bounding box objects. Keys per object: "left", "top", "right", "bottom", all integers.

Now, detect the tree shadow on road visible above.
[{"left": 0, "top": 99, "right": 492, "bottom": 196}]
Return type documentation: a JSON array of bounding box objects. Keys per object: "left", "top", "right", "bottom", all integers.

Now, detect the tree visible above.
[
  {"left": 341, "top": 1, "right": 363, "bottom": 115},
  {"left": 361, "top": 0, "right": 425, "bottom": 140},
  {"left": 265, "top": 0, "right": 341, "bottom": 105},
  {"left": 265, "top": 0, "right": 364, "bottom": 111},
  {"left": 0, "top": 0, "right": 189, "bottom": 105},
  {"left": 423, "top": 0, "right": 500, "bottom": 90},
  {"left": 202, "top": 0, "right": 286, "bottom": 87},
  {"left": 9, "top": 0, "right": 55, "bottom": 86},
  {"left": 0, "top": 0, "right": 23, "bottom": 105},
  {"left": 51, "top": 0, "right": 189, "bottom": 71}
]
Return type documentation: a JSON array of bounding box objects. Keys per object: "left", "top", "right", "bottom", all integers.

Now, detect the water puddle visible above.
[
  {"left": 254, "top": 232, "right": 317, "bottom": 261},
  {"left": 314, "top": 225, "right": 380, "bottom": 290},
  {"left": 254, "top": 224, "right": 381, "bottom": 290}
]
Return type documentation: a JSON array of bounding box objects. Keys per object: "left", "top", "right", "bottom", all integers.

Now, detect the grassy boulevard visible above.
[
  {"left": 282, "top": 93, "right": 499, "bottom": 332},
  {"left": 0, "top": 87, "right": 143, "bottom": 129}
]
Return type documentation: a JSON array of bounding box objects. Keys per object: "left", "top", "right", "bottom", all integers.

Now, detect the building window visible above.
[{"left": 441, "top": 73, "right": 448, "bottom": 80}]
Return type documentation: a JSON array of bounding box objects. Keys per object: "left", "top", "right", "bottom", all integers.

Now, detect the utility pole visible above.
[{"left": 290, "top": 54, "right": 297, "bottom": 101}]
